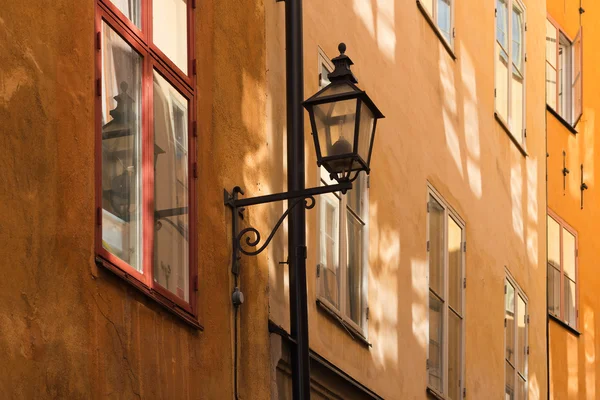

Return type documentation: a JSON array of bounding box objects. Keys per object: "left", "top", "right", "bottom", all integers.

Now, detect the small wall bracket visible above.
[{"left": 580, "top": 164, "right": 588, "bottom": 209}]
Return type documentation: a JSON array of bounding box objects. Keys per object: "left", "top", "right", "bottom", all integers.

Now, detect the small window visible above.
[
  {"left": 505, "top": 273, "right": 528, "bottom": 400},
  {"left": 546, "top": 19, "right": 583, "bottom": 127},
  {"left": 495, "top": 0, "right": 527, "bottom": 144},
  {"left": 427, "top": 187, "right": 465, "bottom": 400},
  {"left": 316, "top": 50, "right": 369, "bottom": 337},
  {"left": 547, "top": 212, "right": 578, "bottom": 329},
  {"left": 418, "top": 0, "right": 454, "bottom": 45}
]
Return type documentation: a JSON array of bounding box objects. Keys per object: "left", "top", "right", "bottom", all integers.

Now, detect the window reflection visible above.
[
  {"left": 101, "top": 22, "right": 143, "bottom": 272},
  {"left": 153, "top": 70, "right": 189, "bottom": 301}
]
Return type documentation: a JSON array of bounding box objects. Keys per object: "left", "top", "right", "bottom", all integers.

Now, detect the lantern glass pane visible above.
[
  {"left": 100, "top": 22, "right": 143, "bottom": 272},
  {"left": 357, "top": 101, "right": 375, "bottom": 163},
  {"left": 314, "top": 98, "right": 358, "bottom": 173}
]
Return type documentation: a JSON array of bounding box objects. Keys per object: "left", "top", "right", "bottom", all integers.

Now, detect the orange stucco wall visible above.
[
  {"left": 547, "top": 0, "right": 600, "bottom": 399},
  {"left": 265, "top": 0, "right": 548, "bottom": 399},
  {"left": 0, "top": 0, "right": 271, "bottom": 398}
]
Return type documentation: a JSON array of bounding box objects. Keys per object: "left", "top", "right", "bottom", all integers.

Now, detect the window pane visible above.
[
  {"left": 110, "top": 0, "right": 141, "bottom": 28},
  {"left": 496, "top": 41, "right": 509, "bottom": 121},
  {"left": 496, "top": 0, "right": 508, "bottom": 49},
  {"left": 517, "top": 295, "right": 527, "bottom": 375},
  {"left": 346, "top": 211, "right": 364, "bottom": 326},
  {"left": 512, "top": 6, "right": 523, "bottom": 71},
  {"left": 563, "top": 229, "right": 576, "bottom": 280},
  {"left": 506, "top": 361, "right": 515, "bottom": 400},
  {"left": 548, "top": 264, "right": 561, "bottom": 317},
  {"left": 346, "top": 172, "right": 364, "bottom": 218},
  {"left": 546, "top": 20, "right": 557, "bottom": 68},
  {"left": 517, "top": 375, "right": 526, "bottom": 400},
  {"left": 448, "top": 216, "right": 462, "bottom": 314},
  {"left": 564, "top": 277, "right": 577, "bottom": 327},
  {"left": 101, "top": 22, "right": 143, "bottom": 272},
  {"left": 505, "top": 281, "right": 515, "bottom": 364},
  {"left": 510, "top": 67, "right": 524, "bottom": 138},
  {"left": 320, "top": 62, "right": 332, "bottom": 88},
  {"left": 547, "top": 216, "right": 560, "bottom": 268},
  {"left": 429, "top": 292, "right": 444, "bottom": 392},
  {"left": 448, "top": 310, "right": 462, "bottom": 400},
  {"left": 421, "top": 0, "right": 433, "bottom": 15},
  {"left": 558, "top": 38, "right": 571, "bottom": 121},
  {"left": 437, "top": 0, "right": 451, "bottom": 42},
  {"left": 572, "top": 30, "right": 583, "bottom": 122},
  {"left": 429, "top": 196, "right": 445, "bottom": 297},
  {"left": 546, "top": 63, "right": 557, "bottom": 109},
  {"left": 319, "top": 193, "right": 340, "bottom": 308},
  {"left": 153, "top": 0, "right": 188, "bottom": 73},
  {"left": 153, "top": 70, "right": 189, "bottom": 301}
]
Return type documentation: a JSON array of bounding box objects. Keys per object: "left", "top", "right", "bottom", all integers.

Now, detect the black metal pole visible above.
[{"left": 285, "top": 0, "right": 311, "bottom": 398}]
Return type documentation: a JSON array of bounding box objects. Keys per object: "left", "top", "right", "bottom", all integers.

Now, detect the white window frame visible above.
[
  {"left": 546, "top": 17, "right": 583, "bottom": 127},
  {"left": 547, "top": 210, "right": 579, "bottom": 329},
  {"left": 315, "top": 48, "right": 370, "bottom": 338},
  {"left": 494, "top": 0, "right": 527, "bottom": 146},
  {"left": 416, "top": 0, "right": 455, "bottom": 49},
  {"left": 426, "top": 184, "right": 466, "bottom": 399},
  {"left": 504, "top": 270, "right": 529, "bottom": 400}
]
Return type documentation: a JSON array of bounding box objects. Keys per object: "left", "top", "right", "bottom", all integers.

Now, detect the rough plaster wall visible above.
[{"left": 0, "top": 0, "right": 269, "bottom": 398}]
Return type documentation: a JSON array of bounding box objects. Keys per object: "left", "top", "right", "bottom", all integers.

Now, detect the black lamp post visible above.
[{"left": 224, "top": 25, "right": 383, "bottom": 400}]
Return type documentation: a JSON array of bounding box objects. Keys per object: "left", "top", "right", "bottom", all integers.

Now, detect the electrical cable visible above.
[{"left": 234, "top": 275, "right": 240, "bottom": 400}]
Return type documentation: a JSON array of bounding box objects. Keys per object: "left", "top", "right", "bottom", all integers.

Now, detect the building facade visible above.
[
  {"left": 546, "top": 0, "right": 600, "bottom": 398},
  {"left": 0, "top": 0, "right": 560, "bottom": 398}
]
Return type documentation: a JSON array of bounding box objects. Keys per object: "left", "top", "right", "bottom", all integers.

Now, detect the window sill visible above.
[
  {"left": 416, "top": 0, "right": 456, "bottom": 60},
  {"left": 549, "top": 313, "right": 580, "bottom": 336},
  {"left": 547, "top": 105, "right": 579, "bottom": 135},
  {"left": 95, "top": 256, "right": 203, "bottom": 330},
  {"left": 427, "top": 386, "right": 446, "bottom": 400},
  {"left": 494, "top": 112, "right": 528, "bottom": 157},
  {"left": 316, "top": 299, "right": 371, "bottom": 348}
]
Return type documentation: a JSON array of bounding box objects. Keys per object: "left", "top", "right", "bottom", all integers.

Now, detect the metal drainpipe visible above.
[{"left": 284, "top": 0, "right": 311, "bottom": 398}]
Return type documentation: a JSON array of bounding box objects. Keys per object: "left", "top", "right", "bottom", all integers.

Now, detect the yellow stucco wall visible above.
[
  {"left": 547, "top": 0, "right": 600, "bottom": 399},
  {"left": 265, "top": 0, "right": 548, "bottom": 399}
]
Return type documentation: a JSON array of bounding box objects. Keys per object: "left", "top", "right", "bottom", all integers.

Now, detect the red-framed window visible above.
[
  {"left": 547, "top": 210, "right": 578, "bottom": 330},
  {"left": 95, "top": 0, "right": 198, "bottom": 323}
]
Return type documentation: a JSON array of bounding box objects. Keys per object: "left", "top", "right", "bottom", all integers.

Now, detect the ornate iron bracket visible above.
[{"left": 224, "top": 182, "right": 352, "bottom": 275}]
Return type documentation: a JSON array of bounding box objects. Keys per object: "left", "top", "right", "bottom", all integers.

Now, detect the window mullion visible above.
[
  {"left": 144, "top": 56, "right": 155, "bottom": 286},
  {"left": 513, "top": 290, "right": 518, "bottom": 399},
  {"left": 559, "top": 221, "right": 564, "bottom": 321},
  {"left": 507, "top": 0, "right": 513, "bottom": 127},
  {"left": 339, "top": 194, "right": 348, "bottom": 316},
  {"left": 555, "top": 27, "right": 560, "bottom": 111},
  {"left": 443, "top": 207, "right": 449, "bottom": 396}
]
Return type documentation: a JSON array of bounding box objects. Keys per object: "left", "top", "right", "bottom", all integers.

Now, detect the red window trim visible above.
[
  {"left": 95, "top": 0, "right": 199, "bottom": 326},
  {"left": 547, "top": 208, "right": 579, "bottom": 330}
]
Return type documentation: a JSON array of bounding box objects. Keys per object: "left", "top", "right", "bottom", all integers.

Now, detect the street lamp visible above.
[
  {"left": 225, "top": 43, "right": 384, "bottom": 270},
  {"left": 303, "top": 43, "right": 384, "bottom": 183},
  {"left": 224, "top": 43, "right": 383, "bottom": 399}
]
